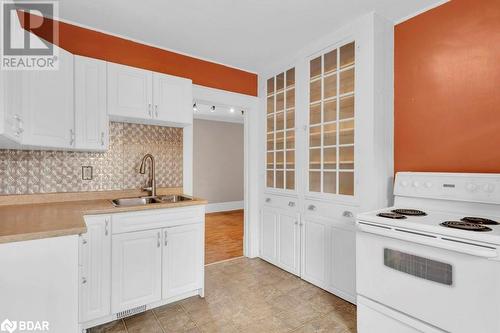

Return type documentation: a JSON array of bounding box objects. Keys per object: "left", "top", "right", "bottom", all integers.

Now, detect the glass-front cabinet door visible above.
[
  {"left": 308, "top": 42, "right": 355, "bottom": 197},
  {"left": 266, "top": 68, "right": 296, "bottom": 191}
]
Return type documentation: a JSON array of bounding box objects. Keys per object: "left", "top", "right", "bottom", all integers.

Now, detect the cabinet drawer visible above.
[
  {"left": 263, "top": 194, "right": 299, "bottom": 212},
  {"left": 112, "top": 206, "right": 205, "bottom": 234},
  {"left": 303, "top": 199, "right": 358, "bottom": 230}
]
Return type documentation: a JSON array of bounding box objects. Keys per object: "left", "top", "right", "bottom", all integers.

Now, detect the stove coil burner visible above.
[
  {"left": 377, "top": 212, "right": 407, "bottom": 219},
  {"left": 461, "top": 217, "right": 499, "bottom": 225},
  {"left": 392, "top": 209, "right": 427, "bottom": 216},
  {"left": 440, "top": 221, "right": 492, "bottom": 232}
]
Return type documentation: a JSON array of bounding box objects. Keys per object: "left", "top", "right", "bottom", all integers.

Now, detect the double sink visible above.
[{"left": 112, "top": 195, "right": 192, "bottom": 207}]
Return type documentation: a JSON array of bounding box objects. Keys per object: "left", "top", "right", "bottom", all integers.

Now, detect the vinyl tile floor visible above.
[{"left": 88, "top": 257, "right": 357, "bottom": 333}]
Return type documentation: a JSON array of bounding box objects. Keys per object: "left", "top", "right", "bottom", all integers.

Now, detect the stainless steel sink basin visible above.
[
  {"left": 111, "top": 197, "right": 161, "bottom": 207},
  {"left": 156, "top": 195, "right": 193, "bottom": 203},
  {"left": 111, "top": 195, "right": 192, "bottom": 207}
]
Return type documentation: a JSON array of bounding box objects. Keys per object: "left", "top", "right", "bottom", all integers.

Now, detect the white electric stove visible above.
[{"left": 356, "top": 172, "right": 500, "bottom": 333}]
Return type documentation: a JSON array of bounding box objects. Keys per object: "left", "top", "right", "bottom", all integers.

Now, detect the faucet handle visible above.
[{"left": 142, "top": 186, "right": 153, "bottom": 192}]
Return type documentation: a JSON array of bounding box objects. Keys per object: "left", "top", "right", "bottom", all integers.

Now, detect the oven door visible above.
[{"left": 356, "top": 223, "right": 500, "bottom": 333}]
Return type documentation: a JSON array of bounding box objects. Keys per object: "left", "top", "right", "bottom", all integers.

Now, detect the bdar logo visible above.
[{"left": 0, "top": 319, "right": 17, "bottom": 333}]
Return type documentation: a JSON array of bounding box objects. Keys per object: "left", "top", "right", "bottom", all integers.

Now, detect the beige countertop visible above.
[{"left": 0, "top": 190, "right": 207, "bottom": 244}]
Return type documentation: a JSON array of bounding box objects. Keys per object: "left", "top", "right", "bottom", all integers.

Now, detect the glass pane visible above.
[
  {"left": 323, "top": 73, "right": 337, "bottom": 99},
  {"left": 324, "top": 147, "right": 337, "bottom": 170},
  {"left": 267, "top": 77, "right": 275, "bottom": 95},
  {"left": 286, "top": 109, "right": 295, "bottom": 129},
  {"left": 266, "top": 152, "right": 274, "bottom": 169},
  {"left": 286, "top": 130, "right": 295, "bottom": 149},
  {"left": 267, "top": 96, "right": 274, "bottom": 114},
  {"left": 309, "top": 148, "right": 321, "bottom": 170},
  {"left": 324, "top": 99, "right": 336, "bottom": 123},
  {"left": 324, "top": 171, "right": 337, "bottom": 194},
  {"left": 309, "top": 126, "right": 321, "bottom": 147},
  {"left": 266, "top": 115, "right": 274, "bottom": 133},
  {"left": 286, "top": 68, "right": 295, "bottom": 87},
  {"left": 276, "top": 131, "right": 284, "bottom": 150},
  {"left": 324, "top": 49, "right": 337, "bottom": 75},
  {"left": 339, "top": 95, "right": 354, "bottom": 119},
  {"left": 266, "top": 170, "right": 274, "bottom": 187},
  {"left": 276, "top": 72, "right": 284, "bottom": 91},
  {"left": 267, "top": 133, "right": 274, "bottom": 151},
  {"left": 286, "top": 151, "right": 295, "bottom": 169},
  {"left": 310, "top": 79, "right": 321, "bottom": 103},
  {"left": 339, "top": 171, "right": 354, "bottom": 195},
  {"left": 286, "top": 171, "right": 295, "bottom": 190},
  {"left": 275, "top": 150, "right": 284, "bottom": 169},
  {"left": 276, "top": 171, "right": 284, "bottom": 189},
  {"left": 286, "top": 89, "right": 295, "bottom": 109},
  {"left": 340, "top": 42, "right": 355, "bottom": 69},
  {"left": 339, "top": 119, "right": 354, "bottom": 145},
  {"left": 339, "top": 146, "right": 354, "bottom": 169},
  {"left": 310, "top": 56, "right": 322, "bottom": 79},
  {"left": 276, "top": 112, "right": 284, "bottom": 131},
  {"left": 339, "top": 68, "right": 355, "bottom": 95},
  {"left": 276, "top": 92, "right": 284, "bottom": 111},
  {"left": 310, "top": 103, "right": 321, "bottom": 125},
  {"left": 323, "top": 123, "right": 336, "bottom": 146},
  {"left": 309, "top": 171, "right": 321, "bottom": 192}
]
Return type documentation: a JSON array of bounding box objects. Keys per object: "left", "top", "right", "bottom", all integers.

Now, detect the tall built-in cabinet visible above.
[{"left": 259, "top": 13, "right": 394, "bottom": 304}]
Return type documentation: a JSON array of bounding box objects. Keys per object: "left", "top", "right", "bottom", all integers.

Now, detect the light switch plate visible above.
[{"left": 82, "top": 166, "right": 93, "bottom": 180}]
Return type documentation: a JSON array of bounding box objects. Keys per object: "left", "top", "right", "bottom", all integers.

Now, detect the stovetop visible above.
[{"left": 358, "top": 206, "right": 500, "bottom": 245}]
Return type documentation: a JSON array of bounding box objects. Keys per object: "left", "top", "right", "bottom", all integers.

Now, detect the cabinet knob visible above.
[
  {"left": 70, "top": 128, "right": 75, "bottom": 146},
  {"left": 308, "top": 204, "right": 316, "bottom": 211},
  {"left": 82, "top": 238, "right": 87, "bottom": 245},
  {"left": 155, "top": 105, "right": 159, "bottom": 118},
  {"left": 265, "top": 198, "right": 271, "bottom": 203},
  {"left": 81, "top": 277, "right": 87, "bottom": 284},
  {"left": 148, "top": 103, "right": 152, "bottom": 117},
  {"left": 101, "top": 132, "right": 105, "bottom": 146},
  {"left": 288, "top": 201, "right": 295, "bottom": 207},
  {"left": 164, "top": 230, "right": 168, "bottom": 246},
  {"left": 294, "top": 221, "right": 298, "bottom": 225},
  {"left": 104, "top": 220, "right": 109, "bottom": 236},
  {"left": 157, "top": 231, "right": 161, "bottom": 248}
]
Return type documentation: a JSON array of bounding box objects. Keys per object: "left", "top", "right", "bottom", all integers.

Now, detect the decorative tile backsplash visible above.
[{"left": 0, "top": 122, "right": 183, "bottom": 195}]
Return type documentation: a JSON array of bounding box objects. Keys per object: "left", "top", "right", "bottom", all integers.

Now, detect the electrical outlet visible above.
[{"left": 82, "top": 166, "right": 93, "bottom": 180}]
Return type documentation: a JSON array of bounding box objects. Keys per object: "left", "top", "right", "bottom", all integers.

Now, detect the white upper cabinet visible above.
[
  {"left": 0, "top": 70, "right": 23, "bottom": 146},
  {"left": 153, "top": 72, "right": 193, "bottom": 126},
  {"left": 22, "top": 45, "right": 75, "bottom": 149},
  {"left": 75, "top": 56, "right": 108, "bottom": 151},
  {"left": 107, "top": 62, "right": 153, "bottom": 121},
  {"left": 108, "top": 62, "right": 192, "bottom": 127}
]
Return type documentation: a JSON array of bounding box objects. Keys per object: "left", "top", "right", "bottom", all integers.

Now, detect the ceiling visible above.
[
  {"left": 194, "top": 103, "right": 245, "bottom": 124},
  {"left": 55, "top": 0, "right": 445, "bottom": 73}
]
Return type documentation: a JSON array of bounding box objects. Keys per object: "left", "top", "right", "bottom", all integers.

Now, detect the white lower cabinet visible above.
[
  {"left": 328, "top": 226, "right": 356, "bottom": 302},
  {"left": 80, "top": 215, "right": 111, "bottom": 322},
  {"left": 301, "top": 215, "right": 329, "bottom": 289},
  {"left": 162, "top": 224, "right": 204, "bottom": 299},
  {"left": 111, "top": 229, "right": 163, "bottom": 313},
  {"left": 260, "top": 208, "right": 278, "bottom": 263}
]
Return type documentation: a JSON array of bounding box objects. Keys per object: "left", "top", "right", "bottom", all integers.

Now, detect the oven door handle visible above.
[{"left": 357, "top": 222, "right": 499, "bottom": 259}]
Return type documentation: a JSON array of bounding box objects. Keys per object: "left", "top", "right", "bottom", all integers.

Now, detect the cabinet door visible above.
[
  {"left": 162, "top": 223, "right": 203, "bottom": 299},
  {"left": 329, "top": 226, "right": 356, "bottom": 301},
  {"left": 277, "top": 212, "right": 300, "bottom": 275},
  {"left": 301, "top": 215, "right": 329, "bottom": 288},
  {"left": 74, "top": 56, "right": 108, "bottom": 151},
  {"left": 0, "top": 70, "right": 23, "bottom": 143},
  {"left": 153, "top": 72, "right": 192, "bottom": 125},
  {"left": 79, "top": 215, "right": 111, "bottom": 322},
  {"left": 107, "top": 62, "right": 152, "bottom": 120},
  {"left": 111, "top": 229, "right": 162, "bottom": 313},
  {"left": 22, "top": 46, "right": 74, "bottom": 148},
  {"left": 260, "top": 208, "right": 278, "bottom": 263}
]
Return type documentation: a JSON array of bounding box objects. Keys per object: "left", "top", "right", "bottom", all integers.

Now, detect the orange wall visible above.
[
  {"left": 20, "top": 13, "right": 257, "bottom": 96},
  {"left": 395, "top": 0, "right": 500, "bottom": 173}
]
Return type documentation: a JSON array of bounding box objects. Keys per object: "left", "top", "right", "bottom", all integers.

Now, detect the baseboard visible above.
[{"left": 205, "top": 200, "right": 244, "bottom": 213}]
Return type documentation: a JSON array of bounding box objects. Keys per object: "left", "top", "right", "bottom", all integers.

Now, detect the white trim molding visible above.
[{"left": 206, "top": 201, "right": 244, "bottom": 213}]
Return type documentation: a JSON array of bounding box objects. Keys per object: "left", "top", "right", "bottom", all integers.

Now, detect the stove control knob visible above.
[
  {"left": 412, "top": 181, "right": 420, "bottom": 188},
  {"left": 483, "top": 184, "right": 495, "bottom": 193},
  {"left": 400, "top": 180, "right": 409, "bottom": 187},
  {"left": 425, "top": 182, "right": 433, "bottom": 188},
  {"left": 466, "top": 183, "right": 478, "bottom": 192}
]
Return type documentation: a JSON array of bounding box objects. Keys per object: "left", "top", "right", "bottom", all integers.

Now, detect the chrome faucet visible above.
[{"left": 139, "top": 153, "right": 156, "bottom": 197}]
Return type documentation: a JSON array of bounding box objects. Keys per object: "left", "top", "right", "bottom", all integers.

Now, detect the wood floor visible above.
[{"left": 205, "top": 210, "right": 244, "bottom": 264}]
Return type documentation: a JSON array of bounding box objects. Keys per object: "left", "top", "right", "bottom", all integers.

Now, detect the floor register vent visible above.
[{"left": 116, "top": 305, "right": 147, "bottom": 319}]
